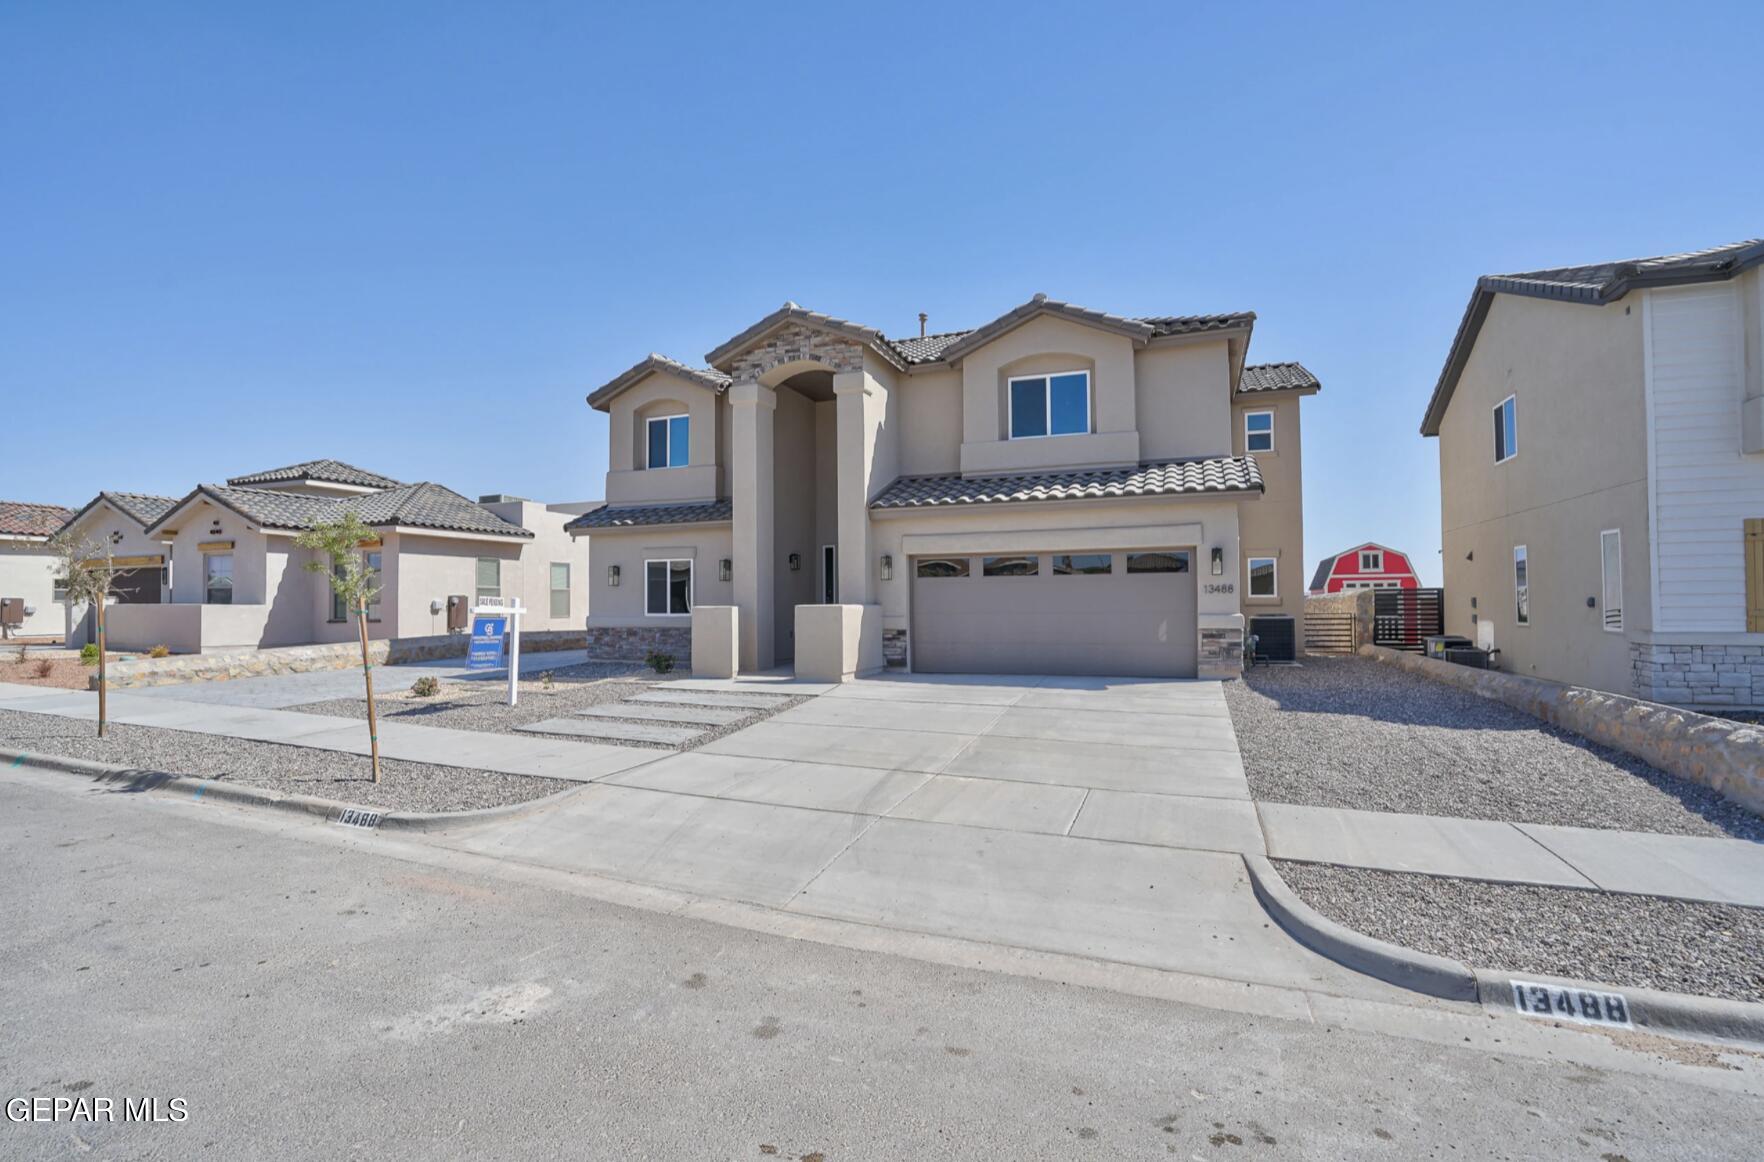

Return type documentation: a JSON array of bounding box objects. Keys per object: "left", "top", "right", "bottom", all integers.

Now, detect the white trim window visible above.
[
  {"left": 1244, "top": 409, "right": 1274, "bottom": 453},
  {"left": 550, "top": 562, "right": 571, "bottom": 619},
  {"left": 645, "top": 414, "right": 690, "bottom": 470},
  {"left": 1359, "top": 549, "right": 1383, "bottom": 572},
  {"left": 1600, "top": 530, "right": 1622, "bottom": 632},
  {"left": 1008, "top": 371, "right": 1090, "bottom": 439},
  {"left": 475, "top": 557, "right": 500, "bottom": 603},
  {"left": 645, "top": 558, "right": 693, "bottom": 616},
  {"left": 1513, "top": 545, "right": 1530, "bottom": 625},
  {"left": 1247, "top": 556, "right": 1277, "bottom": 598},
  {"left": 1493, "top": 395, "right": 1518, "bottom": 463},
  {"left": 203, "top": 552, "right": 234, "bottom": 605}
]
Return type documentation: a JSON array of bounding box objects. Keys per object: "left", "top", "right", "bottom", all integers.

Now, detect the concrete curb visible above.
[
  {"left": 1473, "top": 970, "right": 1764, "bottom": 1050},
  {"left": 1243, "top": 854, "right": 1479, "bottom": 1001},
  {"left": 1, "top": 746, "right": 588, "bottom": 833}
]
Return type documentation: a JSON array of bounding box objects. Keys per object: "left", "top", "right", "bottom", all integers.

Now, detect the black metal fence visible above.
[{"left": 1373, "top": 588, "right": 1444, "bottom": 652}]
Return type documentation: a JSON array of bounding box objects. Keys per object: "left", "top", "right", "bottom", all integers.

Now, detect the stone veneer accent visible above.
[
  {"left": 725, "top": 323, "right": 865, "bottom": 382},
  {"left": 1198, "top": 627, "right": 1244, "bottom": 679},
  {"left": 583, "top": 625, "right": 692, "bottom": 662},
  {"left": 97, "top": 631, "right": 591, "bottom": 690},
  {"left": 1365, "top": 644, "right": 1764, "bottom": 817},
  {"left": 1629, "top": 642, "right": 1764, "bottom": 710},
  {"left": 882, "top": 628, "right": 908, "bottom": 668}
]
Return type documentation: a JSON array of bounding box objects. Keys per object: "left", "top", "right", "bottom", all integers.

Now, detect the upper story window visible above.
[
  {"left": 645, "top": 414, "right": 690, "bottom": 469},
  {"left": 1359, "top": 549, "right": 1383, "bottom": 573},
  {"left": 1493, "top": 395, "right": 1517, "bottom": 463},
  {"left": 1008, "top": 371, "right": 1089, "bottom": 439},
  {"left": 1244, "top": 410, "right": 1274, "bottom": 452}
]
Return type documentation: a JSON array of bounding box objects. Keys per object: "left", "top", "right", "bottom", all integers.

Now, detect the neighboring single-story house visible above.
[
  {"left": 59, "top": 459, "right": 589, "bottom": 653},
  {"left": 568, "top": 295, "right": 1320, "bottom": 677},
  {"left": 1422, "top": 237, "right": 1764, "bottom": 709},
  {"left": 0, "top": 501, "right": 76, "bottom": 638},
  {"left": 1307, "top": 542, "right": 1422, "bottom": 594}
]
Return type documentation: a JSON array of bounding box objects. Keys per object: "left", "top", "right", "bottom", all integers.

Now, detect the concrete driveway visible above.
[{"left": 441, "top": 672, "right": 1398, "bottom": 1001}]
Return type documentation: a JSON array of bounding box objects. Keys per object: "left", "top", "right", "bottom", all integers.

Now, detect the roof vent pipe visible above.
[{"left": 918, "top": 312, "right": 927, "bottom": 338}]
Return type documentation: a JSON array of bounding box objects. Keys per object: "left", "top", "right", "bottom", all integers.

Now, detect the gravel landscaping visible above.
[
  {"left": 0, "top": 707, "right": 571, "bottom": 814},
  {"left": 1275, "top": 860, "right": 1764, "bottom": 1004},
  {"left": 289, "top": 661, "right": 805, "bottom": 750},
  {"left": 1226, "top": 657, "right": 1764, "bottom": 840}
]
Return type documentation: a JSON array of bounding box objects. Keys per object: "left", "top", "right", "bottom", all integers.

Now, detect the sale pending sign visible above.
[{"left": 467, "top": 615, "right": 507, "bottom": 671}]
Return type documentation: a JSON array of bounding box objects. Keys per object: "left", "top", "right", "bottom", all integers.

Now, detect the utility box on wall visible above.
[{"left": 446, "top": 594, "right": 469, "bottom": 633}]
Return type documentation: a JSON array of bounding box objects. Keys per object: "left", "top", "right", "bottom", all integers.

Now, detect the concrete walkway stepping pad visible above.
[
  {"left": 575, "top": 702, "right": 749, "bottom": 726},
  {"left": 516, "top": 717, "right": 703, "bottom": 746},
  {"left": 631, "top": 689, "right": 797, "bottom": 710}
]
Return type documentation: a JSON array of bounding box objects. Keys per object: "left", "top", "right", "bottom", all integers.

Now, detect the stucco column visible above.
[
  {"left": 832, "top": 370, "right": 874, "bottom": 605},
  {"left": 729, "top": 379, "right": 776, "bottom": 671}
]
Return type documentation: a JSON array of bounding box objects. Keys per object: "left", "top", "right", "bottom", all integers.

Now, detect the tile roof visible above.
[
  {"left": 886, "top": 310, "right": 1255, "bottom": 366},
  {"left": 158, "top": 483, "right": 532, "bottom": 539},
  {"left": 587, "top": 354, "right": 732, "bottom": 410},
  {"left": 706, "top": 302, "right": 901, "bottom": 371},
  {"left": 61, "top": 491, "right": 181, "bottom": 533},
  {"left": 226, "top": 459, "right": 404, "bottom": 489},
  {"left": 1137, "top": 312, "right": 1258, "bottom": 337},
  {"left": 888, "top": 331, "right": 970, "bottom": 365},
  {"left": 1239, "top": 362, "right": 1321, "bottom": 393},
  {"left": 0, "top": 501, "right": 75, "bottom": 538},
  {"left": 564, "top": 499, "right": 734, "bottom": 532},
  {"left": 1422, "top": 238, "right": 1764, "bottom": 436},
  {"left": 870, "top": 456, "right": 1263, "bottom": 511}
]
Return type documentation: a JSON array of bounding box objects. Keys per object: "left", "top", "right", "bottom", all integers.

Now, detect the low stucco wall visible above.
[
  {"left": 97, "top": 630, "right": 590, "bottom": 689},
  {"left": 1361, "top": 644, "right": 1764, "bottom": 816}
]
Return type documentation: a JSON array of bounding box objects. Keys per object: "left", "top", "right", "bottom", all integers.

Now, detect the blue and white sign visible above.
[{"left": 467, "top": 615, "right": 507, "bottom": 671}]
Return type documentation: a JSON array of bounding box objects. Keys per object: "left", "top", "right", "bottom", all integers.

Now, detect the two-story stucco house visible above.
[
  {"left": 1422, "top": 238, "right": 1764, "bottom": 709},
  {"left": 568, "top": 296, "right": 1320, "bottom": 679},
  {"left": 59, "top": 459, "right": 588, "bottom": 654}
]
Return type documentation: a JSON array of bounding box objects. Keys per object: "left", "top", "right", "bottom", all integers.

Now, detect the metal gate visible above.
[
  {"left": 1304, "top": 613, "right": 1357, "bottom": 654},
  {"left": 1373, "top": 588, "right": 1443, "bottom": 652}
]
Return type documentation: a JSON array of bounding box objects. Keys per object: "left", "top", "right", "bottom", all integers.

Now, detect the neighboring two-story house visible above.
[
  {"left": 59, "top": 459, "right": 588, "bottom": 653},
  {"left": 569, "top": 295, "right": 1319, "bottom": 678},
  {"left": 1422, "top": 238, "right": 1764, "bottom": 709}
]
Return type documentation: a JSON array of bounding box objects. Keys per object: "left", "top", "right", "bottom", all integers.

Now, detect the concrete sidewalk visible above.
[
  {"left": 1259, "top": 801, "right": 1764, "bottom": 908},
  {"left": 0, "top": 679, "right": 657, "bottom": 782}
]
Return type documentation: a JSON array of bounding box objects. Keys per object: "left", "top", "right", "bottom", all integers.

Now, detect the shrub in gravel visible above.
[
  {"left": 410, "top": 675, "right": 441, "bottom": 697},
  {"left": 646, "top": 650, "right": 676, "bottom": 674},
  {"left": 148, "top": 644, "right": 170, "bottom": 658},
  {"left": 32, "top": 659, "right": 53, "bottom": 679},
  {"left": 79, "top": 643, "right": 99, "bottom": 666}
]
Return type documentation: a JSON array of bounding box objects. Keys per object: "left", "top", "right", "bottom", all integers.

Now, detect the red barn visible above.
[{"left": 1308, "top": 542, "right": 1422, "bottom": 594}]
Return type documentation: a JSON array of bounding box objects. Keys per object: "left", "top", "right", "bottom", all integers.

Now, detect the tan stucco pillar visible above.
[
  {"left": 833, "top": 370, "right": 875, "bottom": 605},
  {"left": 729, "top": 380, "right": 776, "bottom": 671}
]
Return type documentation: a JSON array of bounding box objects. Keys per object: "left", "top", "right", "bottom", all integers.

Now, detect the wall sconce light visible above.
[
  {"left": 1210, "top": 547, "right": 1224, "bottom": 576},
  {"left": 880, "top": 554, "right": 893, "bottom": 581},
  {"left": 607, "top": 565, "right": 620, "bottom": 587},
  {"left": 788, "top": 553, "right": 801, "bottom": 572},
  {"left": 719, "top": 558, "right": 732, "bottom": 582}
]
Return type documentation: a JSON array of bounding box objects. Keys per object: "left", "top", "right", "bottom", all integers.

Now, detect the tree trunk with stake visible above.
[
  {"left": 95, "top": 596, "right": 108, "bottom": 738},
  {"left": 357, "top": 594, "right": 382, "bottom": 783}
]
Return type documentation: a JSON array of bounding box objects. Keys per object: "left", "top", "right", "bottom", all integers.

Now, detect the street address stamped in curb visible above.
[
  {"left": 334, "top": 808, "right": 383, "bottom": 830},
  {"left": 1510, "top": 981, "right": 1632, "bottom": 1028}
]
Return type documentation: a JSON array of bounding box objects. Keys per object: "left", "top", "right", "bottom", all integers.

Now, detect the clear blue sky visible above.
[{"left": 4, "top": 1, "right": 1759, "bottom": 584}]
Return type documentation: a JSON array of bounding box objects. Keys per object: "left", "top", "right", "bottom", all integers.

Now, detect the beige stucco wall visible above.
[
  {"left": 391, "top": 533, "right": 525, "bottom": 637},
  {"left": 1436, "top": 293, "right": 1650, "bottom": 693},
  {"left": 0, "top": 538, "right": 63, "bottom": 637},
  {"left": 868, "top": 495, "right": 1246, "bottom": 671},
  {"left": 771, "top": 385, "right": 821, "bottom": 660},
  {"left": 958, "top": 315, "right": 1142, "bottom": 475},
  {"left": 896, "top": 367, "right": 963, "bottom": 477},
  {"left": 1234, "top": 391, "right": 1308, "bottom": 623},
  {"left": 478, "top": 500, "right": 590, "bottom": 633},
  {"left": 1138, "top": 340, "right": 1235, "bottom": 462},
  {"left": 603, "top": 370, "right": 722, "bottom": 504},
  {"left": 584, "top": 524, "right": 734, "bottom": 627}
]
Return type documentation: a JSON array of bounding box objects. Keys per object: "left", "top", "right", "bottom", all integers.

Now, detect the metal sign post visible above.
[{"left": 470, "top": 596, "right": 524, "bottom": 706}]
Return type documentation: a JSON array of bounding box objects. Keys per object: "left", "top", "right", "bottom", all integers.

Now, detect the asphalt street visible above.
[{"left": 3, "top": 768, "right": 1761, "bottom": 1160}]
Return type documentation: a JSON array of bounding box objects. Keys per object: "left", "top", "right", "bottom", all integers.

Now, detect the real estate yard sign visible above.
[
  {"left": 470, "top": 596, "right": 524, "bottom": 705},
  {"left": 467, "top": 615, "right": 507, "bottom": 672}
]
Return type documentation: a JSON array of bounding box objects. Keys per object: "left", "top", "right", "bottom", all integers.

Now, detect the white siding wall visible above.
[{"left": 1645, "top": 282, "right": 1760, "bottom": 631}]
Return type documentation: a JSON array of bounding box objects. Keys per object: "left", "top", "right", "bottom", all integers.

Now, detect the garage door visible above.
[{"left": 910, "top": 550, "right": 1197, "bottom": 677}]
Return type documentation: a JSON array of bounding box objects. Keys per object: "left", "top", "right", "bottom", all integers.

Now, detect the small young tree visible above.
[
  {"left": 296, "top": 513, "right": 385, "bottom": 783},
  {"left": 49, "top": 535, "right": 125, "bottom": 737}
]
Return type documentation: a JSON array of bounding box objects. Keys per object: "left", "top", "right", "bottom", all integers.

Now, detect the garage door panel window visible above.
[
  {"left": 915, "top": 557, "right": 970, "bottom": 579},
  {"left": 1126, "top": 551, "right": 1190, "bottom": 574},
  {"left": 1247, "top": 556, "right": 1277, "bottom": 598},
  {"left": 1008, "top": 371, "right": 1090, "bottom": 439},
  {"left": 1052, "top": 553, "right": 1112, "bottom": 575},
  {"left": 645, "top": 559, "right": 692, "bottom": 615},
  {"left": 982, "top": 555, "right": 1038, "bottom": 577}
]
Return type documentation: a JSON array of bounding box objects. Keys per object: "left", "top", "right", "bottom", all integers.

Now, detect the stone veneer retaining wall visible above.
[
  {"left": 882, "top": 628, "right": 908, "bottom": 668},
  {"left": 1629, "top": 642, "right": 1764, "bottom": 711},
  {"left": 583, "top": 625, "right": 691, "bottom": 662},
  {"left": 97, "top": 631, "right": 590, "bottom": 690},
  {"left": 1198, "top": 627, "right": 1244, "bottom": 679},
  {"left": 1363, "top": 644, "right": 1764, "bottom": 817}
]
